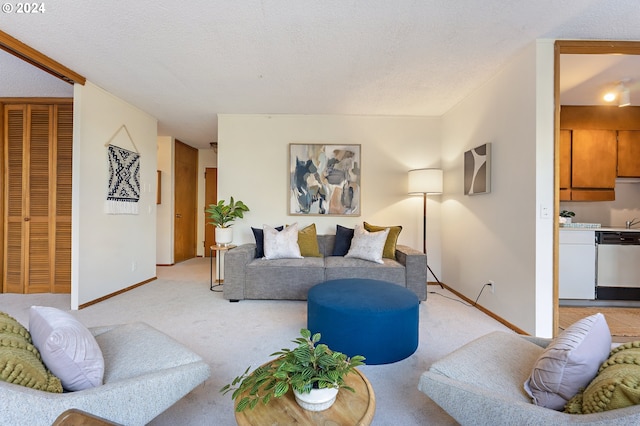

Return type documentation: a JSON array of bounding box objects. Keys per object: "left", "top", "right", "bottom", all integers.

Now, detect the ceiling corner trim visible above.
[{"left": 0, "top": 30, "right": 86, "bottom": 85}]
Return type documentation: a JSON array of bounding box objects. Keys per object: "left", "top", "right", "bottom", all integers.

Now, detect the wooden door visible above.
[
  {"left": 2, "top": 103, "right": 72, "bottom": 293},
  {"left": 204, "top": 167, "right": 217, "bottom": 257},
  {"left": 618, "top": 131, "right": 640, "bottom": 178},
  {"left": 174, "top": 140, "right": 198, "bottom": 263}
]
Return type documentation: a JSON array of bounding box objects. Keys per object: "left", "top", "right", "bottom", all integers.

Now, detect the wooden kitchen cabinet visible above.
[
  {"left": 572, "top": 129, "right": 617, "bottom": 188},
  {"left": 558, "top": 127, "right": 616, "bottom": 201},
  {"left": 617, "top": 130, "right": 640, "bottom": 177},
  {"left": 559, "top": 129, "right": 572, "bottom": 201}
]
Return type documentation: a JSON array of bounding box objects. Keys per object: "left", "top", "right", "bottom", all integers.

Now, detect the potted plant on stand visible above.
[
  {"left": 221, "top": 329, "right": 365, "bottom": 412},
  {"left": 206, "top": 197, "right": 250, "bottom": 246}
]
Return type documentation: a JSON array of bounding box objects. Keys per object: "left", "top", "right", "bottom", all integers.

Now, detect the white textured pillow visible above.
[
  {"left": 345, "top": 224, "right": 389, "bottom": 264},
  {"left": 524, "top": 312, "right": 611, "bottom": 410},
  {"left": 29, "top": 306, "right": 105, "bottom": 391},
  {"left": 263, "top": 223, "right": 303, "bottom": 260}
]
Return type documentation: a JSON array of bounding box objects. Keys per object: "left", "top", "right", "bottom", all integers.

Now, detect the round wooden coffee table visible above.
[{"left": 234, "top": 367, "right": 375, "bottom": 425}]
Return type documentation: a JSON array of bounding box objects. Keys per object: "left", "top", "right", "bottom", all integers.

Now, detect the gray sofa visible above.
[
  {"left": 0, "top": 322, "right": 211, "bottom": 426},
  {"left": 418, "top": 331, "right": 640, "bottom": 425},
  {"left": 224, "top": 234, "right": 427, "bottom": 301}
]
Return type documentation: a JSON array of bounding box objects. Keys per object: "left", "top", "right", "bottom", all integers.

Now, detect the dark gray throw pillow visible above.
[
  {"left": 252, "top": 226, "right": 283, "bottom": 258},
  {"left": 332, "top": 225, "right": 354, "bottom": 256}
]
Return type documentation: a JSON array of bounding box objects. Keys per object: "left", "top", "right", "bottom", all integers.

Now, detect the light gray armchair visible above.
[
  {"left": 418, "top": 331, "right": 640, "bottom": 425},
  {"left": 0, "top": 322, "right": 211, "bottom": 426}
]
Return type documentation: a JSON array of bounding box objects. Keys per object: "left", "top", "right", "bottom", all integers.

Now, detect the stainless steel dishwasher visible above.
[{"left": 596, "top": 231, "right": 640, "bottom": 300}]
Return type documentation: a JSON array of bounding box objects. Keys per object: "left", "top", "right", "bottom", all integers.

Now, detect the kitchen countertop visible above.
[{"left": 560, "top": 225, "right": 640, "bottom": 233}]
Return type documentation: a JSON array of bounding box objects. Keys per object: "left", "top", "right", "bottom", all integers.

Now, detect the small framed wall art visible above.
[
  {"left": 289, "top": 143, "right": 361, "bottom": 216},
  {"left": 464, "top": 143, "right": 491, "bottom": 195}
]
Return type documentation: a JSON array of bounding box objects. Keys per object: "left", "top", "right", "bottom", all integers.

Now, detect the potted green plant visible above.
[
  {"left": 206, "top": 197, "right": 249, "bottom": 245},
  {"left": 559, "top": 210, "right": 575, "bottom": 225},
  {"left": 221, "top": 328, "right": 365, "bottom": 412}
]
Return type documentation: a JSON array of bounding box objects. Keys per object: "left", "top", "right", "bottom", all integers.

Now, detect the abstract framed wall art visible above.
[
  {"left": 464, "top": 143, "right": 491, "bottom": 195},
  {"left": 289, "top": 143, "right": 361, "bottom": 216}
]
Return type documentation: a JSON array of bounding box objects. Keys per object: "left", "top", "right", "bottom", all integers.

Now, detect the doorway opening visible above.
[{"left": 554, "top": 40, "right": 640, "bottom": 336}]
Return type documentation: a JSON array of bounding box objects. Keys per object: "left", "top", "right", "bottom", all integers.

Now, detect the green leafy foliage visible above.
[
  {"left": 205, "top": 197, "right": 250, "bottom": 228},
  {"left": 560, "top": 210, "right": 575, "bottom": 218},
  {"left": 220, "top": 328, "right": 365, "bottom": 412}
]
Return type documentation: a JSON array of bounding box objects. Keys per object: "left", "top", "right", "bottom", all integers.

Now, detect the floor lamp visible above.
[{"left": 408, "top": 168, "right": 443, "bottom": 289}]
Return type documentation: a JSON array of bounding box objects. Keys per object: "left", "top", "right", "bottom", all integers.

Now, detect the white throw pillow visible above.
[
  {"left": 524, "top": 312, "right": 611, "bottom": 410},
  {"left": 29, "top": 306, "right": 105, "bottom": 391},
  {"left": 345, "top": 224, "right": 389, "bottom": 264},
  {"left": 263, "top": 223, "right": 303, "bottom": 259}
]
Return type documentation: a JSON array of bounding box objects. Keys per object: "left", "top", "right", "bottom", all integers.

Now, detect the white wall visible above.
[
  {"left": 72, "top": 82, "right": 158, "bottom": 309},
  {"left": 534, "top": 40, "right": 556, "bottom": 338},
  {"left": 197, "top": 148, "right": 218, "bottom": 257},
  {"left": 217, "top": 114, "right": 442, "bottom": 274},
  {"left": 440, "top": 41, "right": 555, "bottom": 336},
  {"left": 156, "top": 136, "right": 174, "bottom": 265}
]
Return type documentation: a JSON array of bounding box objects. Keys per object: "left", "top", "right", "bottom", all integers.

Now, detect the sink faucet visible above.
[{"left": 626, "top": 218, "right": 640, "bottom": 229}]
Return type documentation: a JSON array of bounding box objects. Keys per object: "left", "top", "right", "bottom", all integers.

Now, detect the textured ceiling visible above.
[{"left": 2, "top": 0, "right": 640, "bottom": 148}]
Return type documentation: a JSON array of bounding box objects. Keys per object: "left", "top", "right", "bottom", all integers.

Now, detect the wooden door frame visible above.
[
  {"left": 0, "top": 102, "right": 4, "bottom": 291},
  {"left": 553, "top": 40, "right": 640, "bottom": 336}
]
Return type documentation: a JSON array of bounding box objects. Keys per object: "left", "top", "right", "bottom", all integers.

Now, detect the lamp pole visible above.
[
  {"left": 422, "top": 191, "right": 443, "bottom": 289},
  {"left": 408, "top": 168, "right": 444, "bottom": 290}
]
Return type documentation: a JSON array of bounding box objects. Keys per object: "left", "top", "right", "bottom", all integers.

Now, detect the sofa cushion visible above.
[
  {"left": 246, "top": 257, "right": 326, "bottom": 300},
  {"left": 345, "top": 225, "right": 388, "bottom": 264},
  {"left": 332, "top": 225, "right": 354, "bottom": 256},
  {"left": 298, "top": 223, "right": 321, "bottom": 257},
  {"left": 263, "top": 223, "right": 303, "bottom": 260},
  {"left": 252, "top": 225, "right": 283, "bottom": 258},
  {"left": 364, "top": 222, "right": 402, "bottom": 259},
  {"left": 29, "top": 306, "right": 104, "bottom": 391},
  {"left": 325, "top": 256, "right": 406, "bottom": 286},
  {"left": 524, "top": 313, "right": 611, "bottom": 411},
  {"left": 565, "top": 341, "right": 640, "bottom": 414},
  {"left": 0, "top": 311, "right": 63, "bottom": 393}
]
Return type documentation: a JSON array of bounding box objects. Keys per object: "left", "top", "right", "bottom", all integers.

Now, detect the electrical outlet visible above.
[{"left": 488, "top": 280, "right": 495, "bottom": 294}]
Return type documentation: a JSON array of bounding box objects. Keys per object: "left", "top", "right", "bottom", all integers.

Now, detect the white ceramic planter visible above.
[
  {"left": 293, "top": 387, "right": 339, "bottom": 411},
  {"left": 215, "top": 227, "right": 233, "bottom": 246}
]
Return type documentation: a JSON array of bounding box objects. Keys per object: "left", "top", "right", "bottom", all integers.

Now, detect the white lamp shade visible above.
[{"left": 408, "top": 169, "right": 443, "bottom": 194}]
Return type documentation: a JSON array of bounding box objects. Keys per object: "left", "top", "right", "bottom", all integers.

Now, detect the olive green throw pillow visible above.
[
  {"left": 0, "top": 311, "right": 63, "bottom": 393},
  {"left": 298, "top": 223, "right": 321, "bottom": 257},
  {"left": 363, "top": 222, "right": 402, "bottom": 259},
  {"left": 565, "top": 341, "right": 640, "bottom": 414}
]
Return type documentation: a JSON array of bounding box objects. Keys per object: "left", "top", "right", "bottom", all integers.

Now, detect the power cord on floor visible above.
[{"left": 428, "top": 282, "right": 493, "bottom": 307}]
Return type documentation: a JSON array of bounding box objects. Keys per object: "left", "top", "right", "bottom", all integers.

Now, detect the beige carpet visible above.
[{"left": 0, "top": 258, "right": 514, "bottom": 425}]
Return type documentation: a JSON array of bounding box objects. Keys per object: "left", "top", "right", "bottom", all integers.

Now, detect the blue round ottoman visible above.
[{"left": 307, "top": 278, "right": 419, "bottom": 365}]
